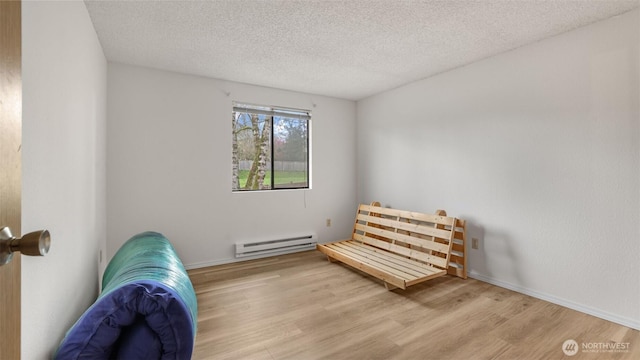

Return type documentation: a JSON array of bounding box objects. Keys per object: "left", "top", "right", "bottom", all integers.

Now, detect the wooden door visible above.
[{"left": 0, "top": 0, "right": 22, "bottom": 358}]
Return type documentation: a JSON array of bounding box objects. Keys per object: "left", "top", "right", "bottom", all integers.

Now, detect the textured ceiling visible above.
[{"left": 84, "top": 0, "right": 639, "bottom": 100}]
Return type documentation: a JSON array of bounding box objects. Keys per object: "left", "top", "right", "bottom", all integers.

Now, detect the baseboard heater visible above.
[{"left": 235, "top": 234, "right": 317, "bottom": 258}]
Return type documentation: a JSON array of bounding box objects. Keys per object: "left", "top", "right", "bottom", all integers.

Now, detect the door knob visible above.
[{"left": 0, "top": 227, "right": 51, "bottom": 266}]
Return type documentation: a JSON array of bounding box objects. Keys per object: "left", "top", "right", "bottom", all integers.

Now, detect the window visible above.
[{"left": 232, "top": 102, "right": 310, "bottom": 191}]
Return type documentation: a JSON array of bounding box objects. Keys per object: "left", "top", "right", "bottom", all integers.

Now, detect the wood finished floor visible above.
[{"left": 188, "top": 250, "right": 639, "bottom": 360}]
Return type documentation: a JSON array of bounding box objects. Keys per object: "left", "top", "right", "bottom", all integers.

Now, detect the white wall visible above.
[
  {"left": 357, "top": 9, "right": 639, "bottom": 329},
  {"left": 107, "top": 63, "right": 357, "bottom": 267},
  {"left": 22, "top": 1, "right": 107, "bottom": 358}
]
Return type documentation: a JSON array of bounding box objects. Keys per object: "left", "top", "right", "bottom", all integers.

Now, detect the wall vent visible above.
[{"left": 235, "top": 234, "right": 317, "bottom": 258}]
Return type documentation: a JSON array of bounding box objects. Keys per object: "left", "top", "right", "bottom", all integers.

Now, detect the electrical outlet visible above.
[
  {"left": 472, "top": 238, "right": 479, "bottom": 249},
  {"left": 326, "top": 218, "right": 331, "bottom": 227}
]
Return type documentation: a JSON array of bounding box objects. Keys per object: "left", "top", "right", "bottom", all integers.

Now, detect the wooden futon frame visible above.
[{"left": 317, "top": 202, "right": 467, "bottom": 290}]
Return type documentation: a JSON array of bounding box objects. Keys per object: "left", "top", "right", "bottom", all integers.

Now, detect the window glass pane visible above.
[
  {"left": 232, "top": 102, "right": 310, "bottom": 192},
  {"left": 232, "top": 112, "right": 272, "bottom": 191},
  {"left": 273, "top": 116, "right": 308, "bottom": 189}
]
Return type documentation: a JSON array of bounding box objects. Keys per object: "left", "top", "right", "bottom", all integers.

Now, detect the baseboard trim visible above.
[
  {"left": 184, "top": 258, "right": 236, "bottom": 270},
  {"left": 468, "top": 271, "right": 639, "bottom": 331},
  {"left": 184, "top": 248, "right": 314, "bottom": 270}
]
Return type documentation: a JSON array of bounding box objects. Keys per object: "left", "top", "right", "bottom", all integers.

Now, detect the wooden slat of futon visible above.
[
  {"left": 357, "top": 213, "right": 453, "bottom": 241},
  {"left": 354, "top": 222, "right": 450, "bottom": 254},
  {"left": 449, "top": 254, "right": 464, "bottom": 265},
  {"left": 330, "top": 246, "right": 421, "bottom": 282},
  {"left": 325, "top": 243, "right": 417, "bottom": 281},
  {"left": 345, "top": 242, "right": 441, "bottom": 276},
  {"left": 359, "top": 204, "right": 456, "bottom": 226},
  {"left": 317, "top": 245, "right": 407, "bottom": 289},
  {"left": 451, "top": 242, "right": 464, "bottom": 253},
  {"left": 353, "top": 233, "right": 449, "bottom": 269},
  {"left": 334, "top": 242, "right": 427, "bottom": 278},
  {"left": 405, "top": 270, "right": 448, "bottom": 287}
]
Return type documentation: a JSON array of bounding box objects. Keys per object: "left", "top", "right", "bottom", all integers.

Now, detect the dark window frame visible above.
[{"left": 232, "top": 102, "right": 311, "bottom": 192}]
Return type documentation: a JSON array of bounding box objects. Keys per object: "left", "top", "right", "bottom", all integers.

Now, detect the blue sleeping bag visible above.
[{"left": 55, "top": 232, "right": 197, "bottom": 359}]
